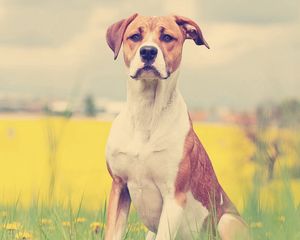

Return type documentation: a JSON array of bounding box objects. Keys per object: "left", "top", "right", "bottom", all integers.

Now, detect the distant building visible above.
[
  {"left": 94, "top": 99, "right": 125, "bottom": 119},
  {"left": 49, "top": 100, "right": 69, "bottom": 113}
]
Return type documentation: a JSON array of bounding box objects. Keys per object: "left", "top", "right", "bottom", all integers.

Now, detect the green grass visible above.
[
  {"left": 243, "top": 179, "right": 300, "bottom": 240},
  {"left": 0, "top": 180, "right": 299, "bottom": 240},
  {"left": 0, "top": 200, "right": 146, "bottom": 240}
]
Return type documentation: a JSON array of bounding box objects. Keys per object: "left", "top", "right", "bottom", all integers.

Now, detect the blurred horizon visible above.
[{"left": 0, "top": 0, "right": 299, "bottom": 110}]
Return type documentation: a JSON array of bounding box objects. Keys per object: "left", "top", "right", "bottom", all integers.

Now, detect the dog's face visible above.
[{"left": 106, "top": 14, "right": 209, "bottom": 80}]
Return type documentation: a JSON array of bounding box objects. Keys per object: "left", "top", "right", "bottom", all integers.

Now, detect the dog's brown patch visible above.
[
  {"left": 104, "top": 176, "right": 131, "bottom": 240},
  {"left": 175, "top": 115, "right": 239, "bottom": 222},
  {"left": 106, "top": 13, "right": 138, "bottom": 60}
]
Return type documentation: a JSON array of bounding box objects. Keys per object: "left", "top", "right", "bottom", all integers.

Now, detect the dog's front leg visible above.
[
  {"left": 105, "top": 177, "right": 131, "bottom": 240},
  {"left": 155, "top": 194, "right": 185, "bottom": 240}
]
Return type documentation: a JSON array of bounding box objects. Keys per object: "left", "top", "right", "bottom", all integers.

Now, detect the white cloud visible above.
[
  {"left": 163, "top": 0, "right": 198, "bottom": 19},
  {"left": 199, "top": 0, "right": 300, "bottom": 23},
  {"left": 182, "top": 22, "right": 300, "bottom": 68},
  {"left": 0, "top": 5, "right": 5, "bottom": 20},
  {"left": 0, "top": 6, "right": 116, "bottom": 69}
]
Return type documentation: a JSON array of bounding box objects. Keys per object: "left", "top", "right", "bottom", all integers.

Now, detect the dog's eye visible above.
[
  {"left": 160, "top": 34, "right": 174, "bottom": 43},
  {"left": 129, "top": 33, "right": 142, "bottom": 42}
]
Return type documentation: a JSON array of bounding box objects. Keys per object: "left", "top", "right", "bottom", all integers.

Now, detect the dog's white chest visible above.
[
  {"left": 107, "top": 126, "right": 170, "bottom": 178},
  {"left": 106, "top": 99, "right": 190, "bottom": 179},
  {"left": 107, "top": 127, "right": 174, "bottom": 230},
  {"left": 106, "top": 101, "right": 190, "bottom": 231}
]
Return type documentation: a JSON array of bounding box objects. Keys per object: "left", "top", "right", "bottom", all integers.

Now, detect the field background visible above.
[
  {"left": 1, "top": 117, "right": 256, "bottom": 210},
  {"left": 0, "top": 116, "right": 300, "bottom": 239},
  {"left": 0, "top": 118, "right": 299, "bottom": 204}
]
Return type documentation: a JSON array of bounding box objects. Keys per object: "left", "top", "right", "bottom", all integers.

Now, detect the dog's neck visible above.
[{"left": 126, "top": 70, "right": 180, "bottom": 133}]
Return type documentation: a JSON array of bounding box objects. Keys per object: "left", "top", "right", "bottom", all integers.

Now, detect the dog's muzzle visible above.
[{"left": 129, "top": 44, "right": 170, "bottom": 80}]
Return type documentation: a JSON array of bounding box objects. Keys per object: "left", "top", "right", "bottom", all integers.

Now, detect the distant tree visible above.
[
  {"left": 84, "top": 95, "right": 96, "bottom": 117},
  {"left": 277, "top": 99, "right": 300, "bottom": 128},
  {"left": 242, "top": 125, "right": 282, "bottom": 181},
  {"left": 62, "top": 109, "right": 73, "bottom": 118},
  {"left": 256, "top": 102, "right": 276, "bottom": 129},
  {"left": 242, "top": 104, "right": 283, "bottom": 181},
  {"left": 243, "top": 98, "right": 300, "bottom": 181},
  {"left": 43, "top": 104, "right": 52, "bottom": 115},
  {"left": 256, "top": 99, "right": 300, "bottom": 128}
]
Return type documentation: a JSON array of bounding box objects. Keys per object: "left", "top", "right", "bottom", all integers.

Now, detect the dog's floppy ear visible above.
[
  {"left": 106, "top": 13, "right": 138, "bottom": 60},
  {"left": 174, "top": 15, "right": 209, "bottom": 49}
]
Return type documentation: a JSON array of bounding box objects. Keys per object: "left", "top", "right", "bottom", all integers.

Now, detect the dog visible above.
[{"left": 104, "top": 13, "right": 250, "bottom": 240}]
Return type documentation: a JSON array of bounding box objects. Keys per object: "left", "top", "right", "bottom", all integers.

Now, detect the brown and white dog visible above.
[{"left": 105, "top": 14, "right": 249, "bottom": 240}]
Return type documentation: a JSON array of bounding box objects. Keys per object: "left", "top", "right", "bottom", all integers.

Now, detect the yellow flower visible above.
[
  {"left": 62, "top": 221, "right": 71, "bottom": 227},
  {"left": 41, "top": 218, "right": 52, "bottom": 225},
  {"left": 4, "top": 222, "right": 22, "bottom": 231},
  {"left": 90, "top": 222, "right": 105, "bottom": 233},
  {"left": 75, "top": 217, "right": 86, "bottom": 223},
  {"left": 128, "top": 223, "right": 146, "bottom": 232},
  {"left": 1, "top": 211, "right": 8, "bottom": 218},
  {"left": 278, "top": 215, "right": 286, "bottom": 223},
  {"left": 256, "top": 222, "right": 263, "bottom": 228},
  {"left": 250, "top": 221, "right": 263, "bottom": 228},
  {"left": 141, "top": 225, "right": 147, "bottom": 232},
  {"left": 15, "top": 231, "right": 32, "bottom": 240}
]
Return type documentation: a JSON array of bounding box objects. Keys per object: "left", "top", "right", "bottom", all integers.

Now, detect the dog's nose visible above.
[{"left": 140, "top": 46, "right": 158, "bottom": 62}]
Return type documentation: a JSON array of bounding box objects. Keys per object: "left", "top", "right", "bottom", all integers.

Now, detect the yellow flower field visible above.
[{"left": 0, "top": 117, "right": 299, "bottom": 211}]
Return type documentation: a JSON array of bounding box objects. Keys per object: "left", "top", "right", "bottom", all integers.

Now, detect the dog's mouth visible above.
[{"left": 130, "top": 65, "right": 170, "bottom": 80}]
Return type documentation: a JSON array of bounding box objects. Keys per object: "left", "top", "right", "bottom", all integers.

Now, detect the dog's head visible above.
[{"left": 106, "top": 14, "right": 209, "bottom": 80}]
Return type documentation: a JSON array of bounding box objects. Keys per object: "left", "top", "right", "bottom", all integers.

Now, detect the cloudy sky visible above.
[{"left": 0, "top": 0, "right": 299, "bottom": 109}]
